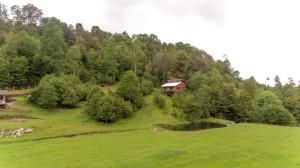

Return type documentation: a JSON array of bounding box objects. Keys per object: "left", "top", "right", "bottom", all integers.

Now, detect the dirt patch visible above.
[
  {"left": 0, "top": 115, "right": 37, "bottom": 122},
  {"left": 9, "top": 118, "right": 27, "bottom": 122}
]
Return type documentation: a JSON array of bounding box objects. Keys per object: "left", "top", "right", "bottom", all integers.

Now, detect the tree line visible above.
[{"left": 1, "top": 3, "right": 300, "bottom": 126}]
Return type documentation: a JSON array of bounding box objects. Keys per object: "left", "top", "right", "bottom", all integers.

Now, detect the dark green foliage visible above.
[
  {"left": 40, "top": 17, "right": 65, "bottom": 73},
  {"left": 74, "top": 83, "right": 90, "bottom": 101},
  {"left": 182, "top": 95, "right": 210, "bottom": 123},
  {"left": 153, "top": 93, "right": 166, "bottom": 109},
  {"left": 256, "top": 91, "right": 295, "bottom": 126},
  {"left": 36, "top": 83, "right": 58, "bottom": 109},
  {"left": 31, "top": 75, "right": 84, "bottom": 108},
  {"left": 141, "top": 79, "right": 154, "bottom": 95},
  {"left": 85, "top": 91, "right": 132, "bottom": 123},
  {"left": 0, "top": 59, "right": 10, "bottom": 88},
  {"left": 9, "top": 56, "right": 29, "bottom": 86},
  {"left": 116, "top": 71, "right": 143, "bottom": 109},
  {"left": 61, "top": 87, "right": 79, "bottom": 107},
  {"left": 2, "top": 2, "right": 300, "bottom": 127}
]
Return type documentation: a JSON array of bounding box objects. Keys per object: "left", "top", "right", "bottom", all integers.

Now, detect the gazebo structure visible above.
[{"left": 0, "top": 90, "right": 7, "bottom": 108}]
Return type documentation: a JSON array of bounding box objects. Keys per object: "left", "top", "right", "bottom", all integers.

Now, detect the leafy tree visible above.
[
  {"left": 4, "top": 31, "right": 40, "bottom": 60},
  {"left": 85, "top": 92, "right": 132, "bottom": 123},
  {"left": 0, "top": 3, "right": 8, "bottom": 22},
  {"left": 37, "top": 83, "right": 58, "bottom": 109},
  {"left": 40, "top": 17, "right": 65, "bottom": 73},
  {"left": 9, "top": 56, "right": 29, "bottom": 86},
  {"left": 256, "top": 91, "right": 295, "bottom": 126},
  {"left": 0, "top": 58, "right": 10, "bottom": 87},
  {"left": 65, "top": 45, "right": 81, "bottom": 75},
  {"left": 116, "top": 71, "right": 143, "bottom": 109},
  {"left": 61, "top": 87, "right": 79, "bottom": 107},
  {"left": 21, "top": 4, "right": 43, "bottom": 25},
  {"left": 10, "top": 5, "right": 23, "bottom": 24},
  {"left": 153, "top": 93, "right": 166, "bottom": 109},
  {"left": 182, "top": 94, "right": 210, "bottom": 123}
]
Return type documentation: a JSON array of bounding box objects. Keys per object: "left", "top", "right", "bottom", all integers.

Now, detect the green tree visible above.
[
  {"left": 61, "top": 87, "right": 79, "bottom": 107},
  {"left": 182, "top": 94, "right": 210, "bottom": 123},
  {"left": 153, "top": 93, "right": 166, "bottom": 109},
  {"left": 0, "top": 3, "right": 8, "bottom": 22},
  {"left": 4, "top": 31, "right": 40, "bottom": 60},
  {"left": 40, "top": 17, "right": 65, "bottom": 73},
  {"left": 116, "top": 71, "right": 143, "bottom": 109},
  {"left": 21, "top": 4, "right": 43, "bottom": 25},
  {"left": 9, "top": 56, "right": 29, "bottom": 86},
  {"left": 65, "top": 45, "right": 81, "bottom": 75},
  {"left": 256, "top": 91, "right": 295, "bottom": 126},
  {"left": 0, "top": 58, "right": 10, "bottom": 87},
  {"left": 37, "top": 83, "right": 58, "bottom": 109},
  {"left": 85, "top": 92, "right": 132, "bottom": 123}
]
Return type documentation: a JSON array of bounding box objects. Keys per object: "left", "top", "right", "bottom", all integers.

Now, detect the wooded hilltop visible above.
[{"left": 1, "top": 3, "right": 300, "bottom": 126}]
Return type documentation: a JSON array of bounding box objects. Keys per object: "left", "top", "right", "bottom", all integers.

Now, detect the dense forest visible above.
[{"left": 1, "top": 3, "right": 300, "bottom": 126}]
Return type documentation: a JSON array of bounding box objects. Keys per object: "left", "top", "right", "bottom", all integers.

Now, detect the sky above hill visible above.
[{"left": 2, "top": 0, "right": 300, "bottom": 85}]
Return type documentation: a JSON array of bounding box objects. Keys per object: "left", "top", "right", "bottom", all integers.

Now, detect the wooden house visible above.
[{"left": 161, "top": 79, "right": 186, "bottom": 95}]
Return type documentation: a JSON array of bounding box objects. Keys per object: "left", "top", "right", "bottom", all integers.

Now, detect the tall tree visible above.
[
  {"left": 10, "top": 5, "right": 23, "bottom": 25},
  {"left": 116, "top": 71, "right": 143, "bottom": 109},
  {"left": 0, "top": 58, "right": 10, "bottom": 88},
  {"left": 0, "top": 3, "right": 8, "bottom": 22},
  {"left": 9, "top": 56, "right": 29, "bottom": 86},
  {"left": 21, "top": 4, "right": 43, "bottom": 25},
  {"left": 40, "top": 17, "right": 65, "bottom": 73}
]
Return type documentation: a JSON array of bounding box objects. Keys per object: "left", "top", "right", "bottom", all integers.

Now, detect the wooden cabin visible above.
[
  {"left": 0, "top": 90, "right": 7, "bottom": 108},
  {"left": 161, "top": 79, "right": 186, "bottom": 95}
]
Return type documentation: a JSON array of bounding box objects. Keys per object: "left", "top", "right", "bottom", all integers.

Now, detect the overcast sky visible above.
[{"left": 2, "top": 0, "right": 300, "bottom": 85}]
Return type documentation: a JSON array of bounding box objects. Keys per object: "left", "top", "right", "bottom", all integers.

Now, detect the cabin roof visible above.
[{"left": 161, "top": 82, "right": 182, "bottom": 87}]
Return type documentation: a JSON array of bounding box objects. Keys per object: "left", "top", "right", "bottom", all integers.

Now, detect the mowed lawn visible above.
[{"left": 0, "top": 96, "right": 300, "bottom": 168}]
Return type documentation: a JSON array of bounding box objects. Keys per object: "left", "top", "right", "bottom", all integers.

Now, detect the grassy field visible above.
[{"left": 0, "top": 94, "right": 300, "bottom": 168}]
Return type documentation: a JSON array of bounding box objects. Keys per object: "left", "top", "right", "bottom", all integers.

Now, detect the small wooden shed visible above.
[
  {"left": 0, "top": 90, "right": 7, "bottom": 108},
  {"left": 161, "top": 79, "right": 186, "bottom": 95}
]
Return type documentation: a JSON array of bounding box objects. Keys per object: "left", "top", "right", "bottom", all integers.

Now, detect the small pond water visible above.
[{"left": 157, "top": 121, "right": 227, "bottom": 131}]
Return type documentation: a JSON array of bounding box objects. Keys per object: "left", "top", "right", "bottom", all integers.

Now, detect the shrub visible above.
[
  {"left": 37, "top": 84, "right": 58, "bottom": 109},
  {"left": 256, "top": 91, "right": 296, "bottom": 126},
  {"left": 116, "top": 71, "right": 144, "bottom": 109},
  {"left": 182, "top": 95, "right": 210, "bottom": 124},
  {"left": 153, "top": 93, "right": 166, "bottom": 109},
  {"left": 141, "top": 79, "right": 154, "bottom": 95},
  {"left": 75, "top": 83, "right": 90, "bottom": 101},
  {"left": 61, "top": 87, "right": 79, "bottom": 107},
  {"left": 85, "top": 91, "right": 132, "bottom": 123},
  {"left": 30, "top": 74, "right": 85, "bottom": 109}
]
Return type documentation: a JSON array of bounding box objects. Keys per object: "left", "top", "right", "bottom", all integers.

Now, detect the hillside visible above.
[{"left": 1, "top": 94, "right": 300, "bottom": 168}]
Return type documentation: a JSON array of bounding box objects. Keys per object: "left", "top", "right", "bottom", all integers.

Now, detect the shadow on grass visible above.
[{"left": 155, "top": 121, "right": 227, "bottom": 131}]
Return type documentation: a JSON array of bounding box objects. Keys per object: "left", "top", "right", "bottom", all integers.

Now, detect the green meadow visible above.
[{"left": 1, "top": 95, "right": 300, "bottom": 168}]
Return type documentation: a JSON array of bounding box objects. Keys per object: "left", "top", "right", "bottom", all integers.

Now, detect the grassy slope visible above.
[{"left": 0, "top": 94, "right": 300, "bottom": 168}]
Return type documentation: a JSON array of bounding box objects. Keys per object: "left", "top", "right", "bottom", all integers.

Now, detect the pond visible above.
[{"left": 156, "top": 121, "right": 227, "bottom": 131}]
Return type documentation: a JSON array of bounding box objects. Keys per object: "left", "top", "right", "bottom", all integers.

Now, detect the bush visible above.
[
  {"left": 256, "top": 91, "right": 296, "bottom": 126},
  {"left": 75, "top": 83, "right": 90, "bottom": 101},
  {"left": 141, "top": 79, "right": 154, "bottom": 95},
  {"left": 61, "top": 87, "right": 79, "bottom": 107},
  {"left": 153, "top": 93, "right": 166, "bottom": 109},
  {"left": 172, "top": 92, "right": 187, "bottom": 109},
  {"left": 30, "top": 74, "right": 86, "bottom": 109},
  {"left": 85, "top": 91, "right": 132, "bottom": 123},
  {"left": 182, "top": 95, "right": 210, "bottom": 124},
  {"left": 116, "top": 71, "right": 144, "bottom": 109},
  {"left": 37, "top": 84, "right": 58, "bottom": 109}
]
